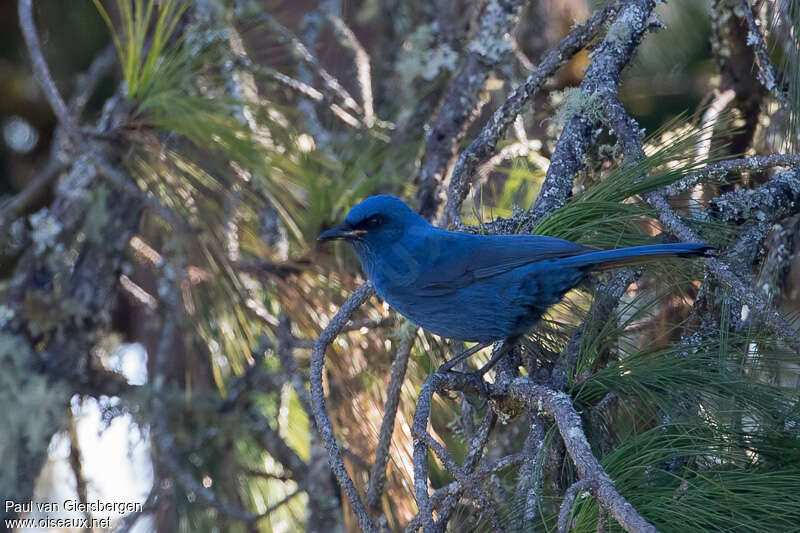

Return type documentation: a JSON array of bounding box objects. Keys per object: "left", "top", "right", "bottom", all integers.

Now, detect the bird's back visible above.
[
  {"left": 369, "top": 230, "right": 594, "bottom": 342},
  {"left": 366, "top": 228, "right": 708, "bottom": 342}
]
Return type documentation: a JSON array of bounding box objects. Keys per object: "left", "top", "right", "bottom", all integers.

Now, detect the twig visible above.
[
  {"left": 520, "top": 0, "right": 657, "bottom": 232},
  {"left": 0, "top": 160, "right": 65, "bottom": 223},
  {"left": 410, "top": 371, "right": 487, "bottom": 533},
  {"left": 114, "top": 485, "right": 161, "bottom": 533},
  {"left": 512, "top": 415, "right": 547, "bottom": 531},
  {"left": 325, "top": 12, "right": 375, "bottom": 126},
  {"left": 442, "top": 0, "right": 627, "bottom": 227},
  {"left": 345, "top": 317, "right": 396, "bottom": 332},
  {"left": 69, "top": 43, "right": 117, "bottom": 118},
  {"left": 735, "top": 0, "right": 787, "bottom": 103},
  {"left": 248, "top": 410, "right": 311, "bottom": 482},
  {"left": 415, "top": 0, "right": 524, "bottom": 219},
  {"left": 434, "top": 407, "right": 497, "bottom": 530},
  {"left": 416, "top": 431, "right": 505, "bottom": 533},
  {"left": 310, "top": 282, "right": 377, "bottom": 533},
  {"left": 665, "top": 153, "right": 800, "bottom": 196},
  {"left": 18, "top": 0, "right": 188, "bottom": 232},
  {"left": 277, "top": 315, "right": 315, "bottom": 419},
  {"left": 404, "top": 453, "right": 525, "bottom": 532},
  {"left": 18, "top": 0, "right": 76, "bottom": 132},
  {"left": 504, "top": 379, "right": 658, "bottom": 533},
  {"left": 366, "top": 335, "right": 414, "bottom": 512},
  {"left": 558, "top": 478, "right": 598, "bottom": 533}
]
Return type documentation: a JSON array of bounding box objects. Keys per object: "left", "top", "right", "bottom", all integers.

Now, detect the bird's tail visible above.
[{"left": 558, "top": 242, "right": 712, "bottom": 270}]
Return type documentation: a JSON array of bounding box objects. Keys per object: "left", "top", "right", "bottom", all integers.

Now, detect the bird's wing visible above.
[{"left": 415, "top": 233, "right": 594, "bottom": 296}]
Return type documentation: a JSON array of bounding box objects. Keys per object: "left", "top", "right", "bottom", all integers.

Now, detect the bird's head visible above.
[{"left": 317, "top": 195, "right": 427, "bottom": 249}]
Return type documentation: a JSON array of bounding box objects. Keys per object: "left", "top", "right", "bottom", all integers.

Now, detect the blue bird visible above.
[{"left": 319, "top": 195, "right": 709, "bottom": 371}]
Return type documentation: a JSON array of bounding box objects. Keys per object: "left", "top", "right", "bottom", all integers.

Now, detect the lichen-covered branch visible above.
[
  {"left": 646, "top": 189, "right": 800, "bottom": 348},
  {"left": 310, "top": 282, "right": 377, "bottom": 533},
  {"left": 19, "top": 0, "right": 186, "bottom": 231},
  {"left": 442, "top": 0, "right": 625, "bottom": 227},
  {"left": 415, "top": 0, "right": 523, "bottom": 219},
  {"left": 366, "top": 334, "right": 413, "bottom": 513},
  {"left": 664, "top": 153, "right": 800, "bottom": 196},
  {"left": 734, "top": 0, "right": 787, "bottom": 103},
  {"left": 503, "top": 379, "right": 659, "bottom": 533},
  {"left": 521, "top": 0, "right": 657, "bottom": 231}
]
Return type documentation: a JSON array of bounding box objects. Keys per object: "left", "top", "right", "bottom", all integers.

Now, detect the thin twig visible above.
[
  {"left": 504, "top": 379, "right": 658, "bottom": 533},
  {"left": 417, "top": 431, "right": 505, "bottom": 533},
  {"left": 410, "top": 371, "right": 488, "bottom": 533},
  {"left": 415, "top": 0, "right": 524, "bottom": 219},
  {"left": 366, "top": 335, "right": 414, "bottom": 513},
  {"left": 442, "top": 0, "right": 627, "bottom": 227},
  {"left": 310, "top": 282, "right": 378, "bottom": 533},
  {"left": 18, "top": 0, "right": 188, "bottom": 231},
  {"left": 277, "top": 315, "right": 315, "bottom": 419},
  {"left": 735, "top": 0, "right": 788, "bottom": 104},
  {"left": 558, "top": 478, "right": 598, "bottom": 533},
  {"left": 404, "top": 453, "right": 525, "bottom": 532},
  {"left": 0, "top": 160, "right": 65, "bottom": 223},
  {"left": 434, "top": 407, "right": 497, "bottom": 530}
]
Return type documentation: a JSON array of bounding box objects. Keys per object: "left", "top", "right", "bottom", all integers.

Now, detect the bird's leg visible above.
[
  {"left": 474, "top": 338, "right": 517, "bottom": 376},
  {"left": 438, "top": 341, "right": 493, "bottom": 373}
]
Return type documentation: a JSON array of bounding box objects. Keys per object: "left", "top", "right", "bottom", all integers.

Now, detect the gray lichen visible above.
[
  {"left": 397, "top": 25, "right": 458, "bottom": 84},
  {"left": 551, "top": 87, "right": 606, "bottom": 130},
  {"left": 0, "top": 333, "right": 68, "bottom": 496},
  {"left": 467, "top": 1, "right": 515, "bottom": 63},
  {"left": 29, "top": 208, "right": 62, "bottom": 255}
]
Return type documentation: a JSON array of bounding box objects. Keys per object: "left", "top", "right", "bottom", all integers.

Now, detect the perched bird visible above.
[{"left": 319, "top": 195, "right": 709, "bottom": 370}]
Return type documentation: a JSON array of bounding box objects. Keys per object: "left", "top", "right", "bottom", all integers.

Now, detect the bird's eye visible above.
[{"left": 366, "top": 215, "right": 383, "bottom": 229}]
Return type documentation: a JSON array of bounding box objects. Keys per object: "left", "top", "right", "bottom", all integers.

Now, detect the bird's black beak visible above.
[{"left": 317, "top": 222, "right": 364, "bottom": 242}]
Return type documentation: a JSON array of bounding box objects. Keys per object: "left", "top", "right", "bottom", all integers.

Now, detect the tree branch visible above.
[
  {"left": 521, "top": 0, "right": 657, "bottom": 232},
  {"left": 310, "top": 282, "right": 377, "bottom": 533},
  {"left": 18, "top": 0, "right": 189, "bottom": 232},
  {"left": 734, "top": 0, "right": 787, "bottom": 103},
  {"left": 415, "top": 0, "right": 524, "bottom": 219},
  {"left": 664, "top": 153, "right": 800, "bottom": 196},
  {"left": 503, "top": 379, "right": 658, "bottom": 533},
  {"left": 366, "top": 335, "right": 414, "bottom": 513},
  {"left": 442, "top": 0, "right": 625, "bottom": 227}
]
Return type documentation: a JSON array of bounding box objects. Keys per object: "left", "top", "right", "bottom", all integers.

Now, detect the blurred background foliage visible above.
[{"left": 1, "top": 0, "right": 799, "bottom": 532}]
